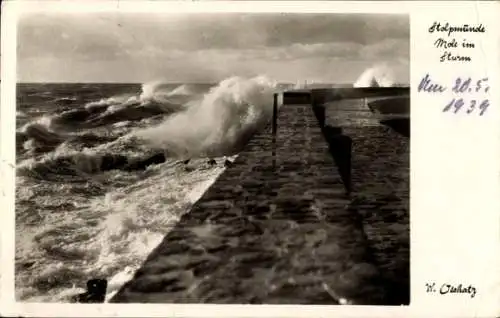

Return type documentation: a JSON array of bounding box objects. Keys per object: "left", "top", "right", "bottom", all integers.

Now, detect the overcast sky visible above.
[{"left": 18, "top": 12, "right": 409, "bottom": 83}]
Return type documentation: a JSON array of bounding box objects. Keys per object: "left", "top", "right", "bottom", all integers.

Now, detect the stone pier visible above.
[{"left": 111, "top": 89, "right": 409, "bottom": 305}]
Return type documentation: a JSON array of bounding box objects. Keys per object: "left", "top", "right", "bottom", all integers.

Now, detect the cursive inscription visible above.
[
  {"left": 428, "top": 22, "right": 485, "bottom": 36},
  {"left": 425, "top": 282, "right": 477, "bottom": 298},
  {"left": 418, "top": 74, "right": 491, "bottom": 116},
  {"left": 440, "top": 283, "right": 477, "bottom": 298},
  {"left": 428, "top": 21, "right": 486, "bottom": 63},
  {"left": 418, "top": 74, "right": 447, "bottom": 93},
  {"left": 440, "top": 52, "right": 471, "bottom": 63}
]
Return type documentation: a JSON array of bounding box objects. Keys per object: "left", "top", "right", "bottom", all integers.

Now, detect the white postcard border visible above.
[{"left": 2, "top": 1, "right": 499, "bottom": 317}]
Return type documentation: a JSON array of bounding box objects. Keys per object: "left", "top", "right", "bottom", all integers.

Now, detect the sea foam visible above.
[
  {"left": 134, "top": 75, "right": 279, "bottom": 158},
  {"left": 353, "top": 64, "right": 396, "bottom": 88}
]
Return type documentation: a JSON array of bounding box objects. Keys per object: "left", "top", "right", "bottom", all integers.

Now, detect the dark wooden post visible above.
[
  {"left": 272, "top": 93, "right": 278, "bottom": 136},
  {"left": 272, "top": 93, "right": 278, "bottom": 168}
]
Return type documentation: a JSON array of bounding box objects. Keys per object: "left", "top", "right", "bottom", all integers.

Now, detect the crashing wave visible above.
[
  {"left": 134, "top": 75, "right": 279, "bottom": 158},
  {"left": 353, "top": 64, "right": 396, "bottom": 88}
]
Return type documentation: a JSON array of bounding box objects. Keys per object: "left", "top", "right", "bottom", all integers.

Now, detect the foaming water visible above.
[
  {"left": 22, "top": 84, "right": 191, "bottom": 134},
  {"left": 141, "top": 82, "right": 205, "bottom": 105},
  {"left": 15, "top": 76, "right": 275, "bottom": 302},
  {"left": 353, "top": 64, "right": 396, "bottom": 88},
  {"left": 16, "top": 70, "right": 392, "bottom": 302},
  {"left": 16, "top": 157, "right": 227, "bottom": 302},
  {"left": 135, "top": 76, "right": 279, "bottom": 158}
]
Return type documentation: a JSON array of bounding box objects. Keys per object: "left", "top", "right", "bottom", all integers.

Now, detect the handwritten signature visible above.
[{"left": 425, "top": 282, "right": 477, "bottom": 298}]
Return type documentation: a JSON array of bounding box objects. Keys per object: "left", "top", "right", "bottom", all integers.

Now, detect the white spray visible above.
[
  {"left": 353, "top": 64, "right": 396, "bottom": 88},
  {"left": 134, "top": 75, "right": 278, "bottom": 158}
]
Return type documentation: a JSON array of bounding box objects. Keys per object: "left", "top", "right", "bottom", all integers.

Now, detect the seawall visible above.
[{"left": 110, "top": 89, "right": 410, "bottom": 305}]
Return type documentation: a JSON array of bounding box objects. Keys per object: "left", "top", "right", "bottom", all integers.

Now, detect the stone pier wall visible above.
[{"left": 111, "top": 98, "right": 409, "bottom": 305}]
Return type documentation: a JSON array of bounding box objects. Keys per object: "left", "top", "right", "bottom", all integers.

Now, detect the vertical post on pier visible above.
[
  {"left": 272, "top": 93, "right": 278, "bottom": 168},
  {"left": 272, "top": 93, "right": 278, "bottom": 137}
]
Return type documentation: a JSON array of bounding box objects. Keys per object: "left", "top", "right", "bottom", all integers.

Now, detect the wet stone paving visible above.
[{"left": 111, "top": 100, "right": 409, "bottom": 305}]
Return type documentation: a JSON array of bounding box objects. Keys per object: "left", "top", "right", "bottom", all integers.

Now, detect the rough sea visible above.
[
  {"left": 15, "top": 67, "right": 399, "bottom": 302},
  {"left": 15, "top": 76, "right": 291, "bottom": 302}
]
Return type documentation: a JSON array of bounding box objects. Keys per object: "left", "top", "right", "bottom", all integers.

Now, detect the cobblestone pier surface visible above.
[{"left": 111, "top": 99, "right": 409, "bottom": 305}]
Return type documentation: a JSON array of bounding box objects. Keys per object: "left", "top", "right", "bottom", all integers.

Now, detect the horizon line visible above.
[{"left": 16, "top": 81, "right": 409, "bottom": 85}]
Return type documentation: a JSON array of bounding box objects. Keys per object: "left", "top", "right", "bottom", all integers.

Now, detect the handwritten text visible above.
[
  {"left": 418, "top": 74, "right": 491, "bottom": 116},
  {"left": 428, "top": 22, "right": 485, "bottom": 36},
  {"left": 428, "top": 21, "right": 486, "bottom": 63},
  {"left": 425, "top": 281, "right": 477, "bottom": 298}
]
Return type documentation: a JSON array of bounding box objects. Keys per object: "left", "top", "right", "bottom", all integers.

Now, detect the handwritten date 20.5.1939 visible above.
[
  {"left": 443, "top": 98, "right": 489, "bottom": 115},
  {"left": 418, "top": 74, "right": 491, "bottom": 116}
]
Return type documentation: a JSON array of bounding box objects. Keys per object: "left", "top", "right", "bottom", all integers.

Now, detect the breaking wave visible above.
[
  {"left": 49, "top": 100, "right": 177, "bottom": 131},
  {"left": 353, "top": 64, "right": 396, "bottom": 88},
  {"left": 15, "top": 75, "right": 280, "bottom": 302},
  {"left": 21, "top": 83, "right": 199, "bottom": 134},
  {"left": 17, "top": 121, "right": 121, "bottom": 157},
  {"left": 134, "top": 75, "right": 279, "bottom": 158},
  {"left": 139, "top": 82, "right": 203, "bottom": 106},
  {"left": 17, "top": 76, "right": 279, "bottom": 177}
]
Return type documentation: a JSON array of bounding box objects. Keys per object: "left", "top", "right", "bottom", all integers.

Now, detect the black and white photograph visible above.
[{"left": 15, "top": 10, "right": 410, "bottom": 305}]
